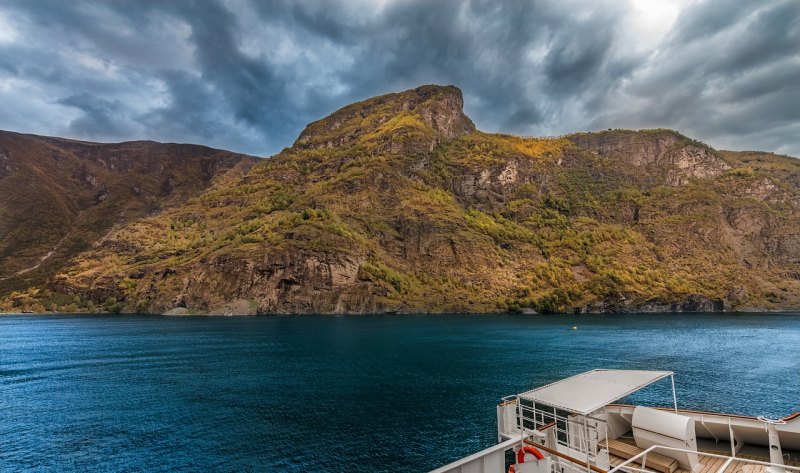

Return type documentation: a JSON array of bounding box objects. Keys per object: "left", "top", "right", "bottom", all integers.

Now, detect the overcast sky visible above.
[{"left": 0, "top": 0, "right": 797, "bottom": 157}]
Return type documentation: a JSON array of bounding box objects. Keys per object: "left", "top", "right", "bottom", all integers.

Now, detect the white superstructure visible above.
[{"left": 431, "top": 369, "right": 800, "bottom": 473}]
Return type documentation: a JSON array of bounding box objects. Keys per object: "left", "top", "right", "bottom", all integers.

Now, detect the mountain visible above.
[
  {"left": 2, "top": 85, "right": 799, "bottom": 314},
  {"left": 0, "top": 131, "right": 257, "bottom": 302}
]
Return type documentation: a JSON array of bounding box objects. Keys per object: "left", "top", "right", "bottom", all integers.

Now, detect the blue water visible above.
[{"left": 1, "top": 313, "right": 799, "bottom": 472}]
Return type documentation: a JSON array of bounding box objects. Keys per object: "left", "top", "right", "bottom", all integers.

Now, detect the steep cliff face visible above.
[
  {"left": 569, "top": 130, "right": 730, "bottom": 186},
  {"left": 0, "top": 131, "right": 258, "bottom": 297},
  {"left": 3, "top": 85, "right": 799, "bottom": 314},
  {"left": 294, "top": 85, "right": 475, "bottom": 150}
]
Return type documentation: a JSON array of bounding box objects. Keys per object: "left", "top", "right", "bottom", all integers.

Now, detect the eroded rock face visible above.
[
  {"left": 293, "top": 85, "right": 475, "bottom": 150},
  {"left": 744, "top": 177, "right": 780, "bottom": 200},
  {"left": 119, "top": 251, "right": 379, "bottom": 315},
  {"left": 638, "top": 295, "right": 726, "bottom": 313},
  {"left": 570, "top": 132, "right": 674, "bottom": 166},
  {"left": 570, "top": 131, "right": 730, "bottom": 185},
  {"left": 453, "top": 158, "right": 537, "bottom": 208},
  {"left": 667, "top": 145, "right": 731, "bottom": 185},
  {"left": 0, "top": 151, "right": 11, "bottom": 180},
  {"left": 580, "top": 295, "right": 726, "bottom": 313},
  {"left": 413, "top": 86, "right": 476, "bottom": 138}
]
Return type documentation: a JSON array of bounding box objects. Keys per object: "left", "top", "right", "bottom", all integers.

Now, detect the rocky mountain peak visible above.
[
  {"left": 293, "top": 84, "right": 475, "bottom": 151},
  {"left": 408, "top": 85, "right": 475, "bottom": 138}
]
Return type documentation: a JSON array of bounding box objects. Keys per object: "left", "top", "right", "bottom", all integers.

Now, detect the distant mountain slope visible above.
[
  {"left": 0, "top": 131, "right": 258, "bottom": 297},
  {"left": 3, "top": 85, "right": 799, "bottom": 314}
]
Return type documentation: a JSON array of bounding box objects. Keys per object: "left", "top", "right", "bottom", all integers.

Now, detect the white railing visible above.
[
  {"left": 429, "top": 437, "right": 519, "bottom": 473},
  {"left": 607, "top": 444, "right": 800, "bottom": 473},
  {"left": 513, "top": 398, "right": 608, "bottom": 460}
]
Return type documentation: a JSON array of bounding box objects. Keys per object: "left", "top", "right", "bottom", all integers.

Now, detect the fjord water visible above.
[{"left": 2, "top": 314, "right": 799, "bottom": 472}]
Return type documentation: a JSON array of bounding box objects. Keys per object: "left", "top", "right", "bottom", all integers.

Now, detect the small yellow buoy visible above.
[{"left": 572, "top": 326, "right": 577, "bottom": 330}]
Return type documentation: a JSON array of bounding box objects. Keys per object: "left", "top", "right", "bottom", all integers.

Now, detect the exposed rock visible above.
[
  {"left": 164, "top": 307, "right": 190, "bottom": 316},
  {"left": 637, "top": 295, "right": 726, "bottom": 313},
  {"left": 0, "top": 152, "right": 13, "bottom": 180},
  {"left": 412, "top": 85, "right": 476, "bottom": 138},
  {"left": 118, "top": 251, "right": 373, "bottom": 315},
  {"left": 569, "top": 130, "right": 730, "bottom": 186},
  {"left": 744, "top": 177, "right": 780, "bottom": 200},
  {"left": 293, "top": 85, "right": 475, "bottom": 150},
  {"left": 453, "top": 157, "right": 535, "bottom": 208},
  {"left": 667, "top": 145, "right": 730, "bottom": 185},
  {"left": 580, "top": 295, "right": 726, "bottom": 313}
]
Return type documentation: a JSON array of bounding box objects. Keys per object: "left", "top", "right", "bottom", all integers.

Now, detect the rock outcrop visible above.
[
  {"left": 569, "top": 129, "right": 730, "bottom": 186},
  {"left": 294, "top": 85, "right": 475, "bottom": 151}
]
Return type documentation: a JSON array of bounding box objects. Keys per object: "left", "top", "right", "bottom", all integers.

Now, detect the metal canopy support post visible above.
[
  {"left": 518, "top": 397, "right": 525, "bottom": 447},
  {"left": 553, "top": 405, "right": 558, "bottom": 442},
  {"left": 671, "top": 374, "right": 678, "bottom": 413},
  {"left": 583, "top": 415, "right": 592, "bottom": 473}
]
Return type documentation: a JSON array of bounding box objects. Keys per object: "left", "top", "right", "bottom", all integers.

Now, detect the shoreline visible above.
[{"left": 3, "top": 310, "right": 800, "bottom": 317}]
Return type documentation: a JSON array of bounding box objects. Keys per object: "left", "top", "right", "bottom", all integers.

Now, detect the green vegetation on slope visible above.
[{"left": 0, "top": 132, "right": 257, "bottom": 299}]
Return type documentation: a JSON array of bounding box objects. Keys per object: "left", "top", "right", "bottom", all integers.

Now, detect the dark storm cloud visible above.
[
  {"left": 56, "top": 93, "right": 133, "bottom": 138},
  {"left": 590, "top": 0, "right": 800, "bottom": 156},
  {"left": 0, "top": 0, "right": 797, "bottom": 156}
]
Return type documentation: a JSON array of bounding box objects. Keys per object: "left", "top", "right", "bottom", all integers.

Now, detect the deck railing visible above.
[
  {"left": 501, "top": 395, "right": 609, "bottom": 461},
  {"left": 607, "top": 444, "right": 800, "bottom": 473},
  {"left": 428, "top": 437, "right": 518, "bottom": 473}
]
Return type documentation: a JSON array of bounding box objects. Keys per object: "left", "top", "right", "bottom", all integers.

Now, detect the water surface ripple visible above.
[{"left": 1, "top": 313, "right": 799, "bottom": 472}]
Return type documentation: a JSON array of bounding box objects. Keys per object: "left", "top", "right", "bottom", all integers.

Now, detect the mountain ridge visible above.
[
  {"left": 2, "top": 85, "right": 799, "bottom": 314},
  {"left": 0, "top": 130, "right": 258, "bottom": 300}
]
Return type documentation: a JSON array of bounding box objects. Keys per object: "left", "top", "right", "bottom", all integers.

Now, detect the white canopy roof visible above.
[{"left": 518, "top": 369, "right": 673, "bottom": 415}]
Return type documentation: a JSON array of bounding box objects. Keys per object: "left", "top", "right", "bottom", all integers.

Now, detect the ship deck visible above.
[{"left": 606, "top": 436, "right": 800, "bottom": 473}]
